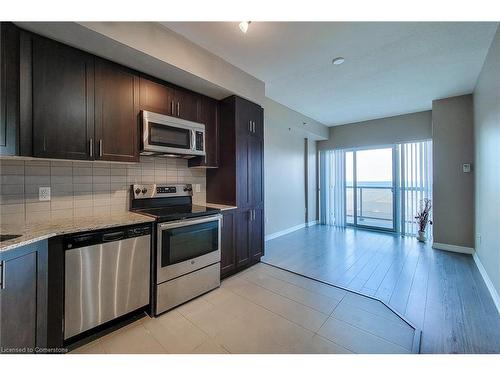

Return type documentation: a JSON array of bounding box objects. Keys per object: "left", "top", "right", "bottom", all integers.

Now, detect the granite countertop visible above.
[
  {"left": 0, "top": 212, "right": 155, "bottom": 253},
  {"left": 205, "top": 202, "right": 238, "bottom": 211}
]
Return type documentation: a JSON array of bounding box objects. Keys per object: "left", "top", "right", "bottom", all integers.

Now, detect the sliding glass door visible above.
[
  {"left": 346, "top": 147, "right": 396, "bottom": 231},
  {"left": 319, "top": 140, "right": 432, "bottom": 237}
]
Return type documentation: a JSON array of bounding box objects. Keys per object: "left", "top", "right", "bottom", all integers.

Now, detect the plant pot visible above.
[{"left": 417, "top": 230, "right": 426, "bottom": 242}]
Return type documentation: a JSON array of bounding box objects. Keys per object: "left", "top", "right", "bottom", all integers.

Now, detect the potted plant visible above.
[{"left": 415, "top": 198, "right": 433, "bottom": 242}]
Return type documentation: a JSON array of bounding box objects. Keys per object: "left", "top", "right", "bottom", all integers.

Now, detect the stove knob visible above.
[
  {"left": 135, "top": 188, "right": 141, "bottom": 195},
  {"left": 141, "top": 188, "right": 148, "bottom": 194},
  {"left": 184, "top": 187, "right": 192, "bottom": 192}
]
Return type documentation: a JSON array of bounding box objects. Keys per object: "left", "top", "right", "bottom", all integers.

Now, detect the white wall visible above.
[
  {"left": 473, "top": 25, "right": 500, "bottom": 297},
  {"left": 263, "top": 98, "right": 327, "bottom": 237},
  {"left": 432, "top": 95, "right": 475, "bottom": 249},
  {"left": 318, "top": 111, "right": 432, "bottom": 150}
]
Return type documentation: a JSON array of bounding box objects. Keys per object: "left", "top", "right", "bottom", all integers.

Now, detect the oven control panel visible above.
[
  {"left": 157, "top": 186, "right": 177, "bottom": 194},
  {"left": 132, "top": 184, "right": 193, "bottom": 199}
]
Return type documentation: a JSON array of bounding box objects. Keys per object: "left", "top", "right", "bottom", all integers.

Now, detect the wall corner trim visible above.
[
  {"left": 432, "top": 242, "right": 475, "bottom": 255},
  {"left": 473, "top": 252, "right": 500, "bottom": 315},
  {"left": 265, "top": 221, "right": 318, "bottom": 242}
]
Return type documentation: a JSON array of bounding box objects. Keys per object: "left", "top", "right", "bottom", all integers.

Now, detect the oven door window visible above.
[
  {"left": 149, "top": 122, "right": 191, "bottom": 149},
  {"left": 161, "top": 220, "right": 219, "bottom": 267}
]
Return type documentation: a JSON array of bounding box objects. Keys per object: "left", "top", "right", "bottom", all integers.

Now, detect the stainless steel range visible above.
[{"left": 130, "top": 184, "right": 221, "bottom": 315}]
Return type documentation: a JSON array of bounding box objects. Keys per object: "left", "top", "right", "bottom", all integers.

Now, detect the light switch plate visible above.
[
  {"left": 39, "top": 187, "right": 51, "bottom": 201},
  {"left": 194, "top": 184, "right": 201, "bottom": 193},
  {"left": 463, "top": 163, "right": 471, "bottom": 173}
]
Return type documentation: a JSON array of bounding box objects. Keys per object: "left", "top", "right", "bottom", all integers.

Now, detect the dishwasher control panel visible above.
[{"left": 63, "top": 224, "right": 151, "bottom": 250}]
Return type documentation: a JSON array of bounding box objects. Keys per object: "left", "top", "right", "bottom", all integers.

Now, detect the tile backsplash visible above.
[{"left": 0, "top": 157, "right": 206, "bottom": 225}]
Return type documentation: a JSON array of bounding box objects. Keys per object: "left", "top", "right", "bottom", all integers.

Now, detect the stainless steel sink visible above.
[{"left": 0, "top": 234, "right": 22, "bottom": 242}]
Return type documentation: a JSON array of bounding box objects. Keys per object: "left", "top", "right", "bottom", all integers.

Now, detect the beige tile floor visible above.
[{"left": 71, "top": 263, "right": 417, "bottom": 354}]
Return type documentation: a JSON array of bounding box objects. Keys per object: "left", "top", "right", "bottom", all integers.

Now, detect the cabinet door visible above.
[
  {"left": 236, "top": 136, "right": 251, "bottom": 208},
  {"left": 95, "top": 59, "right": 140, "bottom": 162},
  {"left": 249, "top": 136, "right": 264, "bottom": 207},
  {"left": 250, "top": 207, "right": 264, "bottom": 261},
  {"left": 174, "top": 89, "right": 200, "bottom": 122},
  {"left": 252, "top": 105, "right": 264, "bottom": 140},
  {"left": 220, "top": 210, "right": 236, "bottom": 277},
  {"left": 0, "top": 23, "right": 19, "bottom": 156},
  {"left": 0, "top": 252, "right": 37, "bottom": 351},
  {"left": 31, "top": 36, "right": 94, "bottom": 160},
  {"left": 139, "top": 76, "right": 175, "bottom": 116},
  {"left": 234, "top": 209, "right": 250, "bottom": 267},
  {"left": 189, "top": 96, "right": 219, "bottom": 168}
]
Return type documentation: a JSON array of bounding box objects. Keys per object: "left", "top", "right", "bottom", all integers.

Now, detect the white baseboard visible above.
[
  {"left": 473, "top": 252, "right": 500, "bottom": 315},
  {"left": 432, "top": 242, "right": 475, "bottom": 255},
  {"left": 265, "top": 221, "right": 317, "bottom": 241},
  {"left": 306, "top": 220, "right": 318, "bottom": 227}
]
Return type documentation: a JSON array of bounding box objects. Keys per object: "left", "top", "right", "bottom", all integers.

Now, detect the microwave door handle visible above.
[{"left": 191, "top": 129, "right": 196, "bottom": 151}]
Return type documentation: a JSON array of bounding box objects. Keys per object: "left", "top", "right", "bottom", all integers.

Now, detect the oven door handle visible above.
[{"left": 158, "top": 214, "right": 222, "bottom": 230}]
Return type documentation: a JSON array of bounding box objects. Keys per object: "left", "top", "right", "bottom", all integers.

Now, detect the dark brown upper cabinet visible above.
[
  {"left": 0, "top": 23, "right": 20, "bottom": 156},
  {"left": 189, "top": 95, "right": 219, "bottom": 168},
  {"left": 139, "top": 75, "right": 200, "bottom": 122},
  {"left": 27, "top": 34, "right": 95, "bottom": 160},
  {"left": 18, "top": 31, "right": 140, "bottom": 162},
  {"left": 207, "top": 95, "right": 264, "bottom": 208},
  {"left": 95, "top": 59, "right": 140, "bottom": 162},
  {"left": 174, "top": 88, "right": 200, "bottom": 122},
  {"left": 139, "top": 76, "right": 175, "bottom": 115}
]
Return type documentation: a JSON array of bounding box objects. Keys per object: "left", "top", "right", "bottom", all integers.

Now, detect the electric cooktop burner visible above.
[
  {"left": 134, "top": 204, "right": 220, "bottom": 222},
  {"left": 129, "top": 184, "right": 221, "bottom": 222}
]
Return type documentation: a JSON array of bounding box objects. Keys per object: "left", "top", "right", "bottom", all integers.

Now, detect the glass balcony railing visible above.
[{"left": 346, "top": 185, "right": 393, "bottom": 229}]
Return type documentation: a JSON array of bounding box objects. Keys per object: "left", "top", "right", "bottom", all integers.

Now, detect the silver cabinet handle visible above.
[
  {"left": 99, "top": 139, "right": 103, "bottom": 157},
  {"left": 249, "top": 121, "right": 252, "bottom": 132},
  {"left": 253, "top": 121, "right": 256, "bottom": 133},
  {"left": 177, "top": 102, "right": 180, "bottom": 117},
  {"left": 171, "top": 101, "right": 174, "bottom": 115},
  {"left": 89, "top": 138, "right": 93, "bottom": 157},
  {"left": 0, "top": 261, "right": 5, "bottom": 290}
]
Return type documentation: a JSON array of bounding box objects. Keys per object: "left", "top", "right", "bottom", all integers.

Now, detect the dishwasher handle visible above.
[{"left": 102, "top": 231, "right": 125, "bottom": 242}]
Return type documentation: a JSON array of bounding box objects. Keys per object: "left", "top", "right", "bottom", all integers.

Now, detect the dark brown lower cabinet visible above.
[
  {"left": 220, "top": 207, "right": 263, "bottom": 279},
  {"left": 0, "top": 240, "right": 48, "bottom": 353},
  {"left": 250, "top": 207, "right": 264, "bottom": 261},
  {"left": 220, "top": 209, "right": 236, "bottom": 277},
  {"left": 235, "top": 209, "right": 251, "bottom": 268}
]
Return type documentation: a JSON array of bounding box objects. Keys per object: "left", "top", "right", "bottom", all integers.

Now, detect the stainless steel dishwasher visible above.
[{"left": 63, "top": 225, "right": 151, "bottom": 340}]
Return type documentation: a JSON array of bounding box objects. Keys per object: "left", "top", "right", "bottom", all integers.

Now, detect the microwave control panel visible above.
[{"left": 195, "top": 131, "right": 204, "bottom": 151}]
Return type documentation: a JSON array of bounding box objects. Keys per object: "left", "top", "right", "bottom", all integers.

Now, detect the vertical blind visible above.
[
  {"left": 398, "top": 140, "right": 433, "bottom": 237},
  {"left": 319, "top": 149, "right": 346, "bottom": 227}
]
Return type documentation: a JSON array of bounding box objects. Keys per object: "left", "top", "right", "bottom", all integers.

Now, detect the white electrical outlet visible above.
[
  {"left": 39, "top": 187, "right": 51, "bottom": 201},
  {"left": 195, "top": 184, "right": 201, "bottom": 193}
]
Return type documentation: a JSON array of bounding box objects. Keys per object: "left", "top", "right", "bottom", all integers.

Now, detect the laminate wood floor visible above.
[{"left": 262, "top": 225, "right": 500, "bottom": 353}]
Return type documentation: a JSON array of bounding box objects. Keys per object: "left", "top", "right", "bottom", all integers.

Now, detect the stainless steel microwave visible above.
[{"left": 141, "top": 110, "right": 206, "bottom": 158}]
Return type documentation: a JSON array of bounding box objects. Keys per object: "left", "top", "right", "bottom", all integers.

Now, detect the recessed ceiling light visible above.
[
  {"left": 239, "top": 21, "right": 251, "bottom": 33},
  {"left": 332, "top": 57, "right": 345, "bottom": 65}
]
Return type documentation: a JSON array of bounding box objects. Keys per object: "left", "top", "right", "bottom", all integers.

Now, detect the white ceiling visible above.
[{"left": 162, "top": 22, "right": 498, "bottom": 126}]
